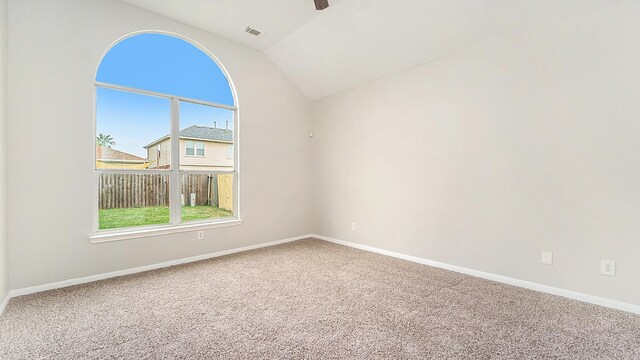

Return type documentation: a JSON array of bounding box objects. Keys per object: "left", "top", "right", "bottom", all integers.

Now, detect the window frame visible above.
[
  {"left": 185, "top": 141, "right": 195, "bottom": 156},
  {"left": 91, "top": 62, "right": 240, "bottom": 243},
  {"left": 185, "top": 140, "right": 205, "bottom": 157},
  {"left": 195, "top": 142, "right": 205, "bottom": 157}
]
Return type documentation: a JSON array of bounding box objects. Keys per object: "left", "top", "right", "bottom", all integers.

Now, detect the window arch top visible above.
[{"left": 97, "top": 33, "right": 234, "bottom": 106}]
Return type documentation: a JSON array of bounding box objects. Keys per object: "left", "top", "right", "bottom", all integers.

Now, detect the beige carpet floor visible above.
[{"left": 1, "top": 239, "right": 639, "bottom": 359}]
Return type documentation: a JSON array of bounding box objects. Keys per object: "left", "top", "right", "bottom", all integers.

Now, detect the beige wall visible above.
[
  {"left": 7, "top": 0, "right": 312, "bottom": 290},
  {"left": 311, "top": 1, "right": 640, "bottom": 306},
  {"left": 147, "top": 138, "right": 171, "bottom": 169},
  {"left": 0, "top": 0, "right": 8, "bottom": 303}
]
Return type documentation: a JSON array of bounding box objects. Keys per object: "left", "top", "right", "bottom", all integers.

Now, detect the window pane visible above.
[
  {"left": 98, "top": 173, "right": 170, "bottom": 230},
  {"left": 96, "top": 87, "right": 170, "bottom": 170},
  {"left": 96, "top": 33, "right": 234, "bottom": 106},
  {"left": 195, "top": 143, "right": 205, "bottom": 156},
  {"left": 181, "top": 173, "right": 234, "bottom": 223},
  {"left": 179, "top": 101, "right": 234, "bottom": 171}
]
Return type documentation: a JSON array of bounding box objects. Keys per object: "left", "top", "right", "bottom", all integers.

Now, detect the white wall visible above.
[
  {"left": 311, "top": 1, "right": 640, "bottom": 305},
  {"left": 0, "top": 0, "right": 8, "bottom": 302},
  {"left": 7, "top": 0, "right": 312, "bottom": 289}
]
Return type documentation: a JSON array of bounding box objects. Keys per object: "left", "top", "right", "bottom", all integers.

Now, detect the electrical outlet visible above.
[
  {"left": 600, "top": 259, "right": 615, "bottom": 276},
  {"left": 197, "top": 231, "right": 205, "bottom": 240},
  {"left": 351, "top": 223, "right": 356, "bottom": 231},
  {"left": 541, "top": 251, "right": 553, "bottom": 265}
]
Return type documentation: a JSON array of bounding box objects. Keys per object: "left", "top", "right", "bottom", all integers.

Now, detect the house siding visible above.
[
  {"left": 147, "top": 139, "right": 171, "bottom": 169},
  {"left": 147, "top": 138, "right": 233, "bottom": 170},
  {"left": 180, "top": 139, "right": 233, "bottom": 170}
]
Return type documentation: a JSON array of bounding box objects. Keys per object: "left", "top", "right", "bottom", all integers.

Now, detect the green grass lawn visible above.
[{"left": 99, "top": 205, "right": 233, "bottom": 230}]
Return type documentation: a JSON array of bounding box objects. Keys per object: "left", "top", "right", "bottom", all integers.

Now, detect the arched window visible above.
[{"left": 93, "top": 33, "right": 238, "bottom": 238}]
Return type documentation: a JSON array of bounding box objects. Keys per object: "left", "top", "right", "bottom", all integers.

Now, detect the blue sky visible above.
[{"left": 96, "top": 33, "right": 234, "bottom": 157}]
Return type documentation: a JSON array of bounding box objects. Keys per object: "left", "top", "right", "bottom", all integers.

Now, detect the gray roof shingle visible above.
[
  {"left": 180, "top": 125, "right": 233, "bottom": 142},
  {"left": 145, "top": 125, "right": 233, "bottom": 148}
]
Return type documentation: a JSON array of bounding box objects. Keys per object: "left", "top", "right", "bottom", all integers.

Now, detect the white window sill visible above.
[{"left": 89, "top": 219, "right": 243, "bottom": 244}]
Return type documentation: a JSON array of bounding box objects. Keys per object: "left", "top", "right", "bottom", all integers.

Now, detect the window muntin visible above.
[{"left": 95, "top": 33, "right": 238, "bottom": 234}]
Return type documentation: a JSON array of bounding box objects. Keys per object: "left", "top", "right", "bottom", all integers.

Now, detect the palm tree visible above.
[{"left": 96, "top": 133, "right": 115, "bottom": 148}]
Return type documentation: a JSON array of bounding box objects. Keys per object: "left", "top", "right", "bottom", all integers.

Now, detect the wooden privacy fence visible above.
[
  {"left": 217, "top": 174, "right": 233, "bottom": 212},
  {"left": 98, "top": 173, "right": 169, "bottom": 210},
  {"left": 99, "top": 173, "right": 233, "bottom": 211},
  {"left": 180, "top": 173, "right": 217, "bottom": 207}
]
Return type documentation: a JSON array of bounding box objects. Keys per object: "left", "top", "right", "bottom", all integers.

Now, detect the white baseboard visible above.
[
  {"left": 4, "top": 233, "right": 639, "bottom": 317},
  {"left": 8, "top": 234, "right": 311, "bottom": 299},
  {"left": 312, "top": 234, "right": 640, "bottom": 315},
  {"left": 0, "top": 292, "right": 9, "bottom": 317}
]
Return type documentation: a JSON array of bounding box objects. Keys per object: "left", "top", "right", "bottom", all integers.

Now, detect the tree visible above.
[{"left": 96, "top": 133, "right": 115, "bottom": 148}]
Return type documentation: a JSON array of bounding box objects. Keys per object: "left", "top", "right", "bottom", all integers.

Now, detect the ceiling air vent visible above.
[{"left": 245, "top": 27, "right": 262, "bottom": 36}]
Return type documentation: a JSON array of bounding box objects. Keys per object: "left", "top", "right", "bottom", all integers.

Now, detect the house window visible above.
[
  {"left": 93, "top": 32, "right": 239, "bottom": 240},
  {"left": 227, "top": 144, "right": 234, "bottom": 159},
  {"left": 186, "top": 141, "right": 205, "bottom": 157}
]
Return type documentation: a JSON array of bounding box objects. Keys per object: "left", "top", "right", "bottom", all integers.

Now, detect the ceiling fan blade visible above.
[{"left": 314, "top": 0, "right": 329, "bottom": 10}]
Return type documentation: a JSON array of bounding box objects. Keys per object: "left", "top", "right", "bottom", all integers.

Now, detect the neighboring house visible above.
[
  {"left": 144, "top": 125, "right": 234, "bottom": 171},
  {"left": 96, "top": 145, "right": 150, "bottom": 169}
]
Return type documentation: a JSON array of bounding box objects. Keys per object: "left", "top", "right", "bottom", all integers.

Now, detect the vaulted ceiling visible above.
[{"left": 121, "top": 0, "right": 622, "bottom": 99}]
